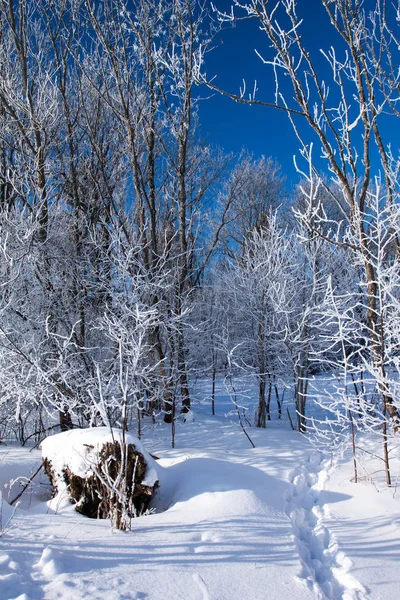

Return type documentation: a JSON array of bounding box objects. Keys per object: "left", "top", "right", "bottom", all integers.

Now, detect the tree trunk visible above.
[{"left": 178, "top": 323, "right": 191, "bottom": 414}]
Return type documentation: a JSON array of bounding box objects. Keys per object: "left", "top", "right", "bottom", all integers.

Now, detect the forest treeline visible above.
[{"left": 1, "top": 1, "right": 400, "bottom": 481}]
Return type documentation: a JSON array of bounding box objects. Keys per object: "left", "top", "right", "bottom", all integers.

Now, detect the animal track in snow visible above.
[{"left": 285, "top": 452, "right": 368, "bottom": 600}]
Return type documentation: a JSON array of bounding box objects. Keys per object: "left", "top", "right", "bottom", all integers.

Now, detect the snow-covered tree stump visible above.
[{"left": 41, "top": 428, "right": 159, "bottom": 529}]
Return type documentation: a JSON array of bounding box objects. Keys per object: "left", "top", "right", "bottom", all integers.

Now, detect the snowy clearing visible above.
[{"left": 0, "top": 389, "right": 399, "bottom": 600}]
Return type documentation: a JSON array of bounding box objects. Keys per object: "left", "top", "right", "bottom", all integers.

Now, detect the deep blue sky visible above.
[
  {"left": 197, "top": 0, "right": 334, "bottom": 187},
  {"left": 196, "top": 0, "right": 400, "bottom": 190}
]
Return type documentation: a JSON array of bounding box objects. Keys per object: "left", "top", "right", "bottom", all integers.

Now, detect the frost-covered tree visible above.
[
  {"left": 230, "top": 212, "right": 292, "bottom": 427},
  {"left": 307, "top": 183, "right": 400, "bottom": 484},
  {"left": 0, "top": 0, "right": 235, "bottom": 443},
  {"left": 214, "top": 0, "right": 400, "bottom": 433}
]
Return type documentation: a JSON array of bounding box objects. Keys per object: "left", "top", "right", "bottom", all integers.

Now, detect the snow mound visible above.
[
  {"left": 35, "top": 546, "right": 63, "bottom": 578},
  {"left": 154, "top": 456, "right": 286, "bottom": 521}
]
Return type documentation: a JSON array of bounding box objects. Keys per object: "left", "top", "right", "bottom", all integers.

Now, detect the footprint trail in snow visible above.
[{"left": 285, "top": 452, "right": 368, "bottom": 600}]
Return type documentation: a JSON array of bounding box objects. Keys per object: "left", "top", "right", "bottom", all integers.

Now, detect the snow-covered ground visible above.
[{"left": 0, "top": 378, "right": 399, "bottom": 600}]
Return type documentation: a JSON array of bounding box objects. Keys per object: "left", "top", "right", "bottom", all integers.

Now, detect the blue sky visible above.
[
  {"left": 197, "top": 0, "right": 400, "bottom": 190},
  {"left": 197, "top": 0, "right": 332, "bottom": 187}
]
